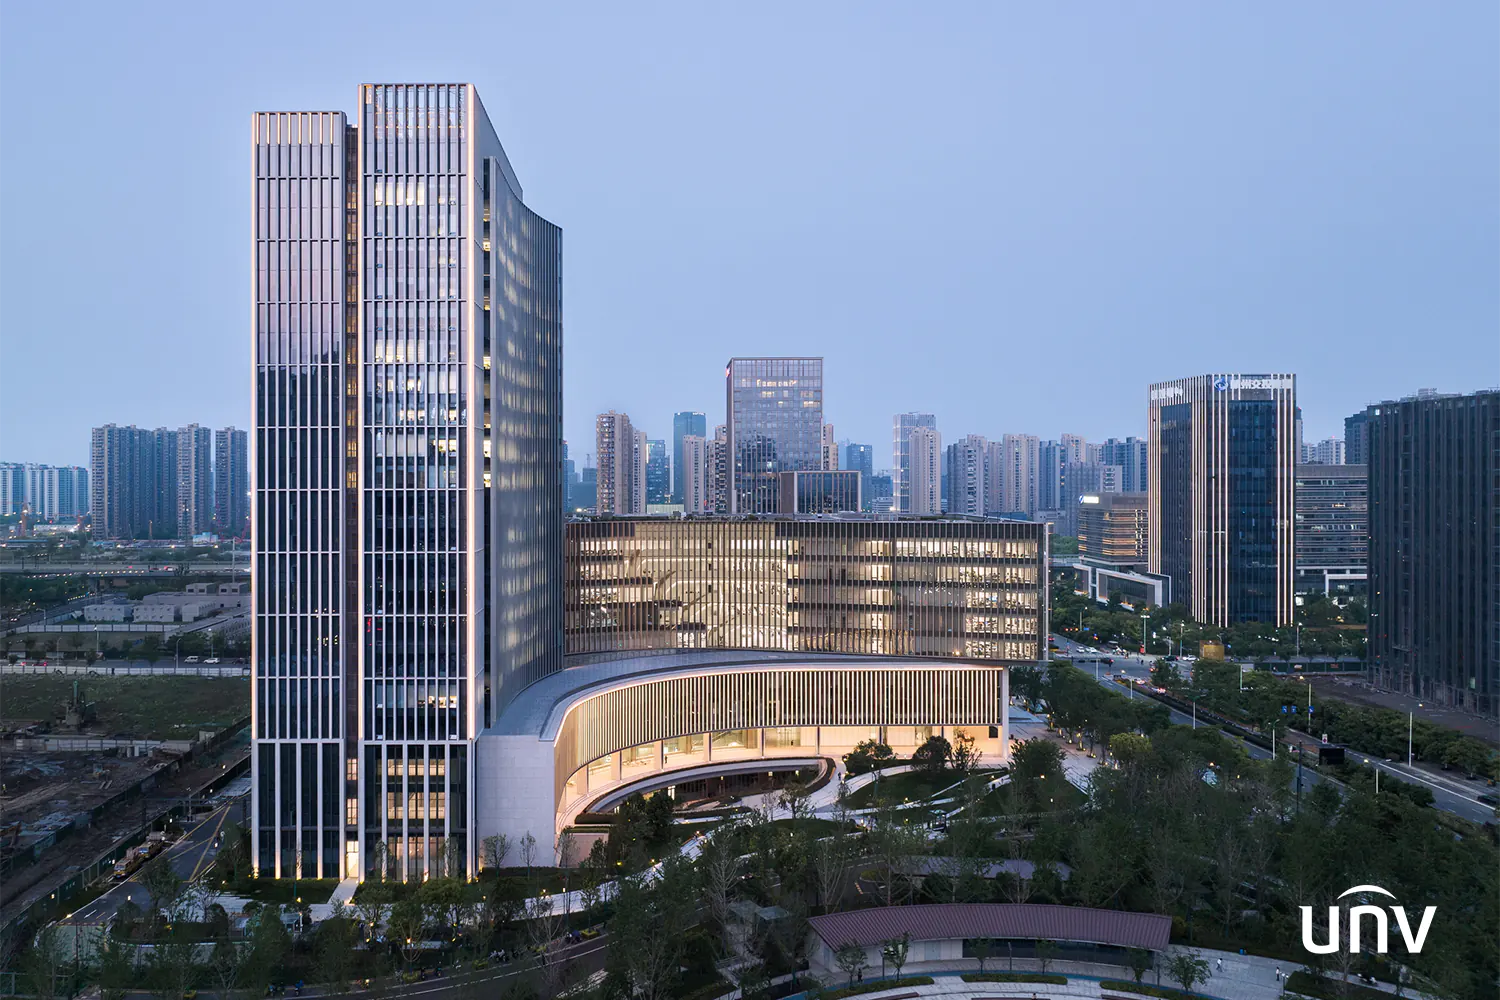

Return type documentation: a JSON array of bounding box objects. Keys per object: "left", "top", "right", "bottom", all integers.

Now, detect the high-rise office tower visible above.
[
  {"left": 177, "top": 424, "right": 214, "bottom": 539},
  {"left": 645, "top": 439, "right": 669, "bottom": 506},
  {"left": 632, "top": 430, "right": 649, "bottom": 513},
  {"left": 251, "top": 85, "right": 563, "bottom": 880},
  {"left": 1077, "top": 492, "right": 1148, "bottom": 566},
  {"left": 726, "top": 358, "right": 824, "bottom": 513},
  {"left": 595, "top": 411, "right": 638, "bottom": 515},
  {"left": 671, "top": 411, "right": 706, "bottom": 505},
  {"left": 680, "top": 434, "right": 708, "bottom": 513},
  {"left": 1057, "top": 462, "right": 1122, "bottom": 536},
  {"left": 821, "top": 424, "right": 838, "bottom": 471},
  {"left": 1368, "top": 390, "right": 1498, "bottom": 718},
  {"left": 1344, "top": 409, "right": 1371, "bottom": 466},
  {"left": 908, "top": 427, "right": 942, "bottom": 515},
  {"left": 892, "top": 413, "right": 936, "bottom": 513},
  {"left": 1148, "top": 373, "right": 1297, "bottom": 626},
  {"left": 1294, "top": 464, "right": 1367, "bottom": 597},
  {"left": 214, "top": 427, "right": 250, "bottom": 537},
  {"left": 89, "top": 425, "right": 178, "bottom": 539},
  {"left": 577, "top": 465, "right": 598, "bottom": 513},
  {"left": 561, "top": 441, "right": 576, "bottom": 514},
  {"left": 843, "top": 442, "right": 873, "bottom": 479},
  {"left": 987, "top": 434, "right": 1039, "bottom": 516},
  {"left": 1099, "top": 437, "right": 1148, "bottom": 494},
  {"left": 944, "top": 435, "right": 988, "bottom": 517}
]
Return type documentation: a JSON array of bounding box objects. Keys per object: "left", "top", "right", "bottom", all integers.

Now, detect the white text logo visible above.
[{"left": 1300, "top": 885, "right": 1436, "bottom": 956}]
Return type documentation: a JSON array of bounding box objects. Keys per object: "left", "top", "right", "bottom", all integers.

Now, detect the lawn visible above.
[
  {"left": 845, "top": 769, "right": 980, "bottom": 808},
  {"left": 217, "top": 877, "right": 339, "bottom": 905},
  {"left": 768, "top": 817, "right": 860, "bottom": 838},
  {"left": 0, "top": 675, "right": 249, "bottom": 738}
]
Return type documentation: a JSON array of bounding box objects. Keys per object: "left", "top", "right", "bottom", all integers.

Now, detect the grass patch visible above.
[
  {"left": 218, "top": 877, "right": 339, "bottom": 905},
  {"left": 822, "top": 976, "right": 933, "bottom": 1000},
  {"left": 769, "top": 818, "right": 860, "bottom": 838},
  {"left": 0, "top": 674, "right": 248, "bottom": 738},
  {"left": 963, "top": 973, "right": 1068, "bottom": 984},
  {"left": 1284, "top": 972, "right": 1398, "bottom": 1000},
  {"left": 675, "top": 975, "right": 733, "bottom": 1000},
  {"left": 1101, "top": 981, "right": 1203, "bottom": 999},
  {"left": 845, "top": 771, "right": 965, "bottom": 808}
]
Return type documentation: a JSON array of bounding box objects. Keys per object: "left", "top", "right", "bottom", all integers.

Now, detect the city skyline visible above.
[{"left": 3, "top": 4, "right": 1496, "bottom": 463}]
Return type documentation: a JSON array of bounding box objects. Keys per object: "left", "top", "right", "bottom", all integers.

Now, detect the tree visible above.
[
  {"left": 1034, "top": 939, "right": 1057, "bottom": 973},
  {"left": 843, "top": 739, "right": 895, "bottom": 776},
  {"left": 911, "top": 735, "right": 953, "bottom": 775},
  {"left": 482, "top": 833, "right": 512, "bottom": 872},
  {"left": 812, "top": 827, "right": 852, "bottom": 913},
  {"left": 778, "top": 777, "right": 812, "bottom": 823},
  {"left": 148, "top": 937, "right": 201, "bottom": 1000},
  {"left": 355, "top": 882, "right": 392, "bottom": 945},
  {"left": 1126, "top": 948, "right": 1153, "bottom": 984},
  {"left": 578, "top": 839, "right": 607, "bottom": 917},
  {"left": 315, "top": 902, "right": 359, "bottom": 990},
  {"left": 698, "top": 823, "right": 744, "bottom": 955},
  {"left": 25, "top": 925, "right": 67, "bottom": 1000},
  {"left": 834, "top": 942, "right": 868, "bottom": 987},
  {"left": 140, "top": 862, "right": 184, "bottom": 935},
  {"left": 1011, "top": 664, "right": 1045, "bottom": 711},
  {"left": 971, "top": 937, "right": 993, "bottom": 974},
  {"left": 519, "top": 831, "right": 539, "bottom": 879},
  {"left": 608, "top": 856, "right": 698, "bottom": 1000},
  {"left": 97, "top": 935, "right": 137, "bottom": 1000},
  {"left": 244, "top": 904, "right": 291, "bottom": 994},
  {"left": 738, "top": 961, "right": 771, "bottom": 1000},
  {"left": 952, "top": 731, "right": 982, "bottom": 775},
  {"left": 208, "top": 938, "right": 247, "bottom": 1000},
  {"left": 868, "top": 807, "right": 923, "bottom": 906},
  {"left": 881, "top": 933, "right": 910, "bottom": 980},
  {"left": 386, "top": 898, "right": 426, "bottom": 970},
  {"left": 1166, "top": 951, "right": 1211, "bottom": 993}
]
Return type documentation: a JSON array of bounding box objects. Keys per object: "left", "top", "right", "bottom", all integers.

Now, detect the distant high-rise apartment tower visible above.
[
  {"left": 0, "top": 464, "right": 89, "bottom": 520},
  {"left": 1300, "top": 437, "right": 1345, "bottom": 465},
  {"left": 1344, "top": 409, "right": 1372, "bottom": 466},
  {"left": 89, "top": 425, "right": 178, "bottom": 539},
  {"left": 908, "top": 427, "right": 942, "bottom": 515},
  {"left": 707, "top": 424, "right": 729, "bottom": 514},
  {"left": 726, "top": 358, "right": 824, "bottom": 513},
  {"left": 595, "top": 411, "right": 639, "bottom": 515},
  {"left": 645, "top": 439, "right": 669, "bottom": 505},
  {"left": 821, "top": 424, "right": 839, "bottom": 471},
  {"left": 214, "top": 427, "right": 249, "bottom": 537},
  {"left": 988, "top": 434, "right": 1039, "bottom": 516},
  {"left": 892, "top": 413, "right": 937, "bottom": 513},
  {"left": 1368, "top": 390, "right": 1498, "bottom": 718},
  {"left": 944, "top": 435, "right": 988, "bottom": 517},
  {"left": 680, "top": 434, "right": 709, "bottom": 513},
  {"left": 1099, "top": 437, "right": 1148, "bottom": 493},
  {"left": 632, "top": 430, "right": 649, "bottom": 513},
  {"left": 1060, "top": 433, "right": 1087, "bottom": 466},
  {"left": 1148, "top": 374, "right": 1297, "bottom": 626},
  {"left": 177, "top": 424, "right": 214, "bottom": 539},
  {"left": 671, "top": 411, "right": 706, "bottom": 505},
  {"left": 251, "top": 85, "right": 563, "bottom": 881},
  {"left": 1036, "top": 440, "right": 1063, "bottom": 511}
]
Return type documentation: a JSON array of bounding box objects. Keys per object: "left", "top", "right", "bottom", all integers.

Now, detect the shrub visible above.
[
  {"left": 962, "top": 973, "right": 1068, "bottom": 984},
  {"left": 822, "top": 976, "right": 934, "bottom": 1000}
]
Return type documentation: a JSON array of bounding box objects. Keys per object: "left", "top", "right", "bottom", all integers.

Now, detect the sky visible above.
[{"left": 1, "top": 3, "right": 1496, "bottom": 467}]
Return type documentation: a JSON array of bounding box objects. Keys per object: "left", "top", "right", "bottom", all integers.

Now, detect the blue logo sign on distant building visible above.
[{"left": 1213, "top": 375, "right": 1230, "bottom": 392}]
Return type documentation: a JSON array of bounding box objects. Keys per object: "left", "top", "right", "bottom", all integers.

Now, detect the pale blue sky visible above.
[{"left": 1, "top": 2, "right": 1495, "bottom": 466}]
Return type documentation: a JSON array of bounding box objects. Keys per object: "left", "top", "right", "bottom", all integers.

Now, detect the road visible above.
[
  {"left": 1048, "top": 635, "right": 1496, "bottom": 824},
  {"left": 72, "top": 802, "right": 234, "bottom": 923}
]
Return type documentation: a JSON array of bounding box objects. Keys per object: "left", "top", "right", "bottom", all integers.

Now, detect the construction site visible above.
[{"left": 0, "top": 673, "right": 250, "bottom": 963}]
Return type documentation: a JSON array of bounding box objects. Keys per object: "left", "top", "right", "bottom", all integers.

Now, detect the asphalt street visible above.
[
  {"left": 72, "top": 802, "right": 233, "bottom": 922},
  {"left": 1047, "top": 634, "right": 1496, "bottom": 824}
]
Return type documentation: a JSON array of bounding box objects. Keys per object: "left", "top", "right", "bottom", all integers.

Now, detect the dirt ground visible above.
[{"left": 0, "top": 674, "right": 248, "bottom": 739}]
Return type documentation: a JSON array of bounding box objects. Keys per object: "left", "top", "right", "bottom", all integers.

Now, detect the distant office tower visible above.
[
  {"left": 176, "top": 424, "right": 213, "bottom": 539},
  {"left": 726, "top": 358, "right": 824, "bottom": 513},
  {"left": 1148, "top": 373, "right": 1298, "bottom": 626},
  {"left": 1344, "top": 409, "right": 1371, "bottom": 465},
  {"left": 577, "top": 466, "right": 598, "bottom": 513},
  {"left": 987, "top": 434, "right": 1039, "bottom": 516},
  {"left": 251, "top": 86, "right": 564, "bottom": 880},
  {"left": 595, "top": 412, "right": 639, "bottom": 515},
  {"left": 867, "top": 472, "right": 895, "bottom": 513},
  {"left": 1368, "top": 390, "right": 1498, "bottom": 717},
  {"left": 671, "top": 412, "right": 706, "bottom": 505},
  {"left": 1077, "top": 492, "right": 1148, "bottom": 565},
  {"left": 944, "top": 435, "right": 988, "bottom": 517},
  {"left": 645, "top": 439, "right": 669, "bottom": 505},
  {"left": 0, "top": 464, "right": 89, "bottom": 520},
  {"left": 907, "top": 427, "right": 942, "bottom": 515},
  {"left": 1099, "top": 437, "right": 1148, "bottom": 493},
  {"left": 778, "top": 470, "right": 861, "bottom": 514},
  {"left": 1057, "top": 463, "right": 1122, "bottom": 536},
  {"left": 680, "top": 434, "right": 709, "bottom": 513},
  {"left": 1295, "top": 464, "right": 1367, "bottom": 597},
  {"left": 1300, "top": 437, "right": 1345, "bottom": 465},
  {"left": 821, "top": 424, "right": 838, "bottom": 471},
  {"left": 89, "top": 425, "right": 178, "bottom": 539},
  {"left": 561, "top": 441, "right": 576, "bottom": 513},
  {"left": 892, "top": 413, "right": 937, "bottom": 513},
  {"left": 842, "top": 442, "right": 873, "bottom": 504},
  {"left": 214, "top": 427, "right": 249, "bottom": 537}
]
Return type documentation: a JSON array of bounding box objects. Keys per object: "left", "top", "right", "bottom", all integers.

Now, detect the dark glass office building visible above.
[
  {"left": 645, "top": 438, "right": 669, "bottom": 505},
  {"left": 1294, "top": 464, "right": 1367, "bottom": 597},
  {"left": 726, "top": 358, "right": 824, "bottom": 514},
  {"left": 1368, "top": 390, "right": 1499, "bottom": 718},
  {"left": 1147, "top": 374, "right": 1297, "bottom": 626},
  {"left": 672, "top": 411, "right": 707, "bottom": 505},
  {"left": 778, "top": 470, "right": 862, "bottom": 514}
]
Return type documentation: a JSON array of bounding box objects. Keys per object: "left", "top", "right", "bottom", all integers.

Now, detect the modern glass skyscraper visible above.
[
  {"left": 251, "top": 85, "right": 563, "bottom": 881},
  {"left": 1147, "top": 374, "right": 1297, "bottom": 626},
  {"left": 671, "top": 411, "right": 706, "bottom": 505},
  {"left": 645, "top": 439, "right": 669, "bottom": 505},
  {"left": 726, "top": 358, "right": 823, "bottom": 513}
]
